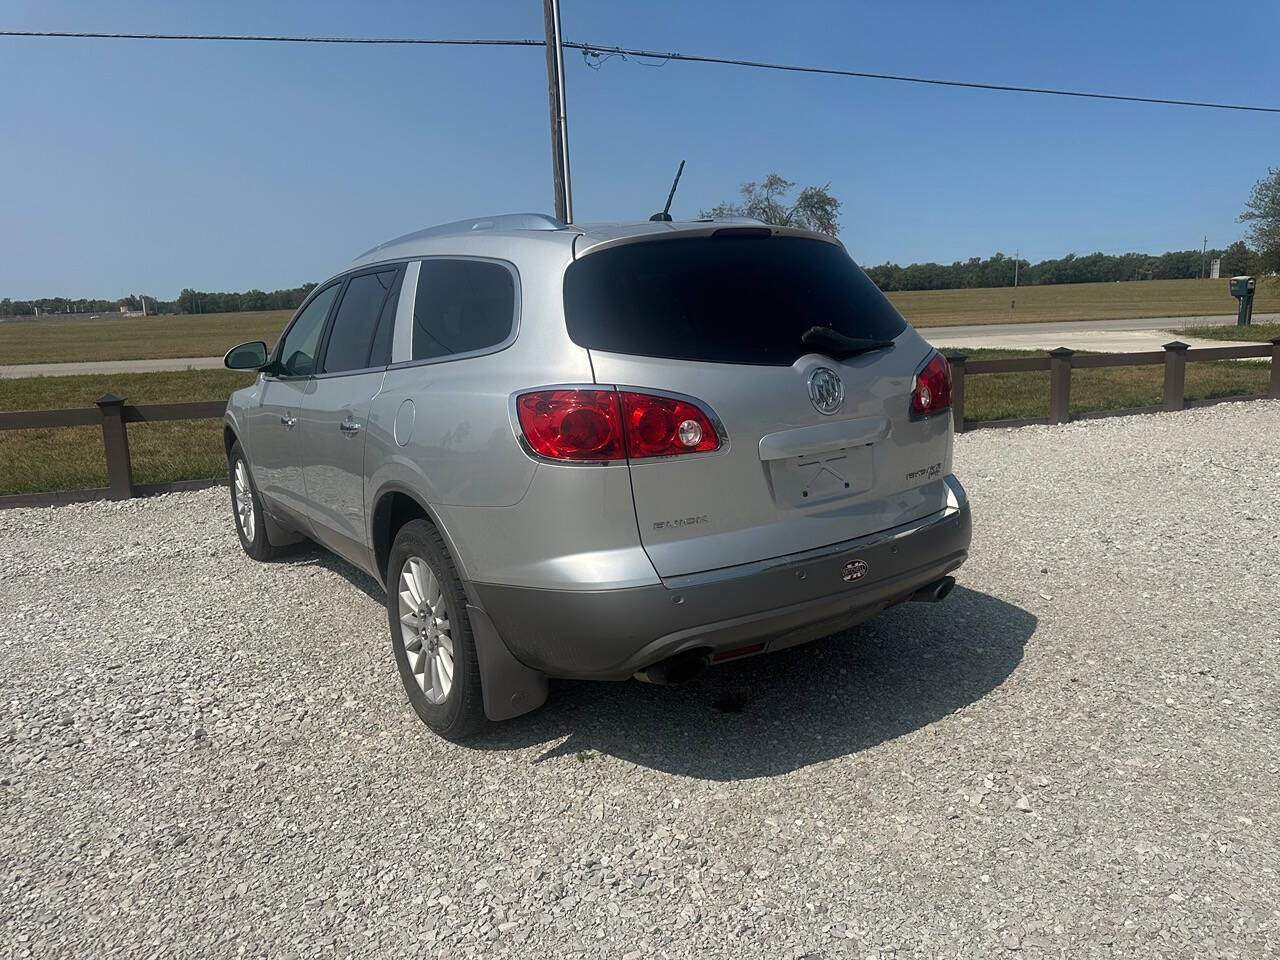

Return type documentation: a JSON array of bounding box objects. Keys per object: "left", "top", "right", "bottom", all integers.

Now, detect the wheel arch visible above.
[{"left": 370, "top": 483, "right": 469, "bottom": 589}]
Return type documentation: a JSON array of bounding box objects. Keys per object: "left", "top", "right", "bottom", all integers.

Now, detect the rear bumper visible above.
[{"left": 471, "top": 479, "right": 972, "bottom": 680}]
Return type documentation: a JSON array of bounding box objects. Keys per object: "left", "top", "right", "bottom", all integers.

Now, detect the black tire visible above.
[
  {"left": 386, "top": 519, "right": 486, "bottom": 740},
  {"left": 228, "top": 442, "right": 284, "bottom": 562}
]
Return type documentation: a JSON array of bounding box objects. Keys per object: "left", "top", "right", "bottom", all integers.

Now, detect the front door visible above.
[
  {"left": 300, "top": 267, "right": 401, "bottom": 567},
  {"left": 248, "top": 281, "right": 341, "bottom": 522}
]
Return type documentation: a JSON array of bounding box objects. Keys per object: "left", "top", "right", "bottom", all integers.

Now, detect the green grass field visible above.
[
  {"left": 2, "top": 277, "right": 1275, "bottom": 367},
  {"left": 892, "top": 277, "right": 1279, "bottom": 328},
  {"left": 0, "top": 309, "right": 292, "bottom": 365},
  {"left": 0, "top": 370, "right": 252, "bottom": 496}
]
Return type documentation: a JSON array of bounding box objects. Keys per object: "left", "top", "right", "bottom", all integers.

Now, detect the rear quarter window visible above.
[
  {"left": 412, "top": 259, "right": 516, "bottom": 361},
  {"left": 563, "top": 235, "right": 907, "bottom": 366}
]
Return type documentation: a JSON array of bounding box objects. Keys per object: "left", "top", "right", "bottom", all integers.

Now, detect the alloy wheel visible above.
[
  {"left": 397, "top": 556, "right": 454, "bottom": 704},
  {"left": 233, "top": 460, "right": 255, "bottom": 542}
]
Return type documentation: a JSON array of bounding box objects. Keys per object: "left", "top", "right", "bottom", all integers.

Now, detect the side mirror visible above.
[{"left": 224, "top": 340, "right": 268, "bottom": 370}]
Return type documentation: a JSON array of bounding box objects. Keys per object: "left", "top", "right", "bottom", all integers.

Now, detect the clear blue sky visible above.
[{"left": 2, "top": 0, "right": 1278, "bottom": 299}]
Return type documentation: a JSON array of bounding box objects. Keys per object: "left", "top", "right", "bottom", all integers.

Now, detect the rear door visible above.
[
  {"left": 564, "top": 231, "right": 954, "bottom": 578},
  {"left": 300, "top": 266, "right": 402, "bottom": 565}
]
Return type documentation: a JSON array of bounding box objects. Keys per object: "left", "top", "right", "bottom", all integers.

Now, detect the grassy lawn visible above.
[
  {"left": 0, "top": 369, "right": 252, "bottom": 496},
  {"left": 956, "top": 348, "right": 1271, "bottom": 423},
  {"left": 1178, "top": 322, "right": 1280, "bottom": 343},
  {"left": 0, "top": 309, "right": 292, "bottom": 365},
  {"left": 888, "top": 277, "right": 1279, "bottom": 328}
]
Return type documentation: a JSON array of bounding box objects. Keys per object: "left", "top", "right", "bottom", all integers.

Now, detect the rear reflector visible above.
[
  {"left": 516, "top": 388, "right": 721, "bottom": 462},
  {"left": 911, "top": 352, "right": 953, "bottom": 419}
]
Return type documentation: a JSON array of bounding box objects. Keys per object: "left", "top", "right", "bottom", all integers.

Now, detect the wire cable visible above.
[{"left": 2, "top": 29, "right": 1277, "bottom": 114}]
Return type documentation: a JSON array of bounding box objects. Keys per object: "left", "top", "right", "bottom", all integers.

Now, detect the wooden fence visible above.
[
  {"left": 1, "top": 337, "right": 1279, "bottom": 508},
  {"left": 946, "top": 338, "right": 1280, "bottom": 433},
  {"left": 0, "top": 394, "right": 226, "bottom": 509}
]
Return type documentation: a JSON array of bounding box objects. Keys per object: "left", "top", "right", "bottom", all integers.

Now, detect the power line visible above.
[{"left": 3, "top": 29, "right": 1278, "bottom": 114}]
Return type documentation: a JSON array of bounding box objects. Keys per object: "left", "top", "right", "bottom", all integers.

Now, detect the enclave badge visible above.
[{"left": 842, "top": 559, "right": 868, "bottom": 583}]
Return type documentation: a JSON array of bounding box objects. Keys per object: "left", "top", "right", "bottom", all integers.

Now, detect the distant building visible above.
[{"left": 1210, "top": 258, "right": 1221, "bottom": 279}]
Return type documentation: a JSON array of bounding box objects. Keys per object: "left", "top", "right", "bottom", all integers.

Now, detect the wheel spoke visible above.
[
  {"left": 403, "top": 562, "right": 424, "bottom": 606},
  {"left": 430, "top": 657, "right": 444, "bottom": 701},
  {"left": 437, "top": 647, "right": 454, "bottom": 683}
]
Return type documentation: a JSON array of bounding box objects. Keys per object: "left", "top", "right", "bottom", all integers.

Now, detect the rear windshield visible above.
[{"left": 563, "top": 235, "right": 907, "bottom": 366}]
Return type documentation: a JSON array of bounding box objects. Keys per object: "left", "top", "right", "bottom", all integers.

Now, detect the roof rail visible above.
[{"left": 353, "top": 213, "right": 567, "bottom": 262}]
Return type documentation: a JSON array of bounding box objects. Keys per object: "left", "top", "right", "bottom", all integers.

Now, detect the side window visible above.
[
  {"left": 412, "top": 260, "right": 515, "bottom": 361},
  {"left": 322, "top": 269, "right": 399, "bottom": 374},
  {"left": 367, "top": 270, "right": 402, "bottom": 369},
  {"left": 277, "top": 282, "right": 340, "bottom": 377}
]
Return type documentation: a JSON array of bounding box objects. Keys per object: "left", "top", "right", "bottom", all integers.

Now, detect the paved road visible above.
[
  {"left": 0, "top": 355, "right": 226, "bottom": 379},
  {"left": 2, "top": 313, "right": 1274, "bottom": 377},
  {"left": 921, "top": 312, "right": 1277, "bottom": 353}
]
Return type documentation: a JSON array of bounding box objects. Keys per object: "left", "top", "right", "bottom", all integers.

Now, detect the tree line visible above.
[
  {"left": 863, "top": 242, "right": 1262, "bottom": 292},
  {"left": 0, "top": 284, "right": 317, "bottom": 318}
]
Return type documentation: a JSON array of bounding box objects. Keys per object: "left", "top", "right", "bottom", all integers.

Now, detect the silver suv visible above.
[{"left": 223, "top": 214, "right": 971, "bottom": 739}]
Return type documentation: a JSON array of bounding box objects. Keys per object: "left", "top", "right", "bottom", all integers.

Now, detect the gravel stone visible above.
[{"left": 2, "top": 401, "right": 1279, "bottom": 957}]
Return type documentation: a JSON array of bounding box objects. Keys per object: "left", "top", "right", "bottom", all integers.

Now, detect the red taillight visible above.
[
  {"left": 515, "top": 388, "right": 721, "bottom": 462},
  {"left": 515, "top": 389, "right": 625, "bottom": 461},
  {"left": 911, "top": 352, "right": 952, "bottom": 418},
  {"left": 620, "top": 391, "right": 719, "bottom": 458}
]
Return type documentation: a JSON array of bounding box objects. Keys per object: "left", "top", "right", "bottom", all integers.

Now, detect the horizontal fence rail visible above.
[
  {"left": 946, "top": 338, "right": 1280, "bottom": 433},
  {"left": 0, "top": 394, "right": 227, "bottom": 509}
]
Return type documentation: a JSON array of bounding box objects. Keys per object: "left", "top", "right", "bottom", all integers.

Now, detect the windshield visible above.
[{"left": 563, "top": 235, "right": 907, "bottom": 366}]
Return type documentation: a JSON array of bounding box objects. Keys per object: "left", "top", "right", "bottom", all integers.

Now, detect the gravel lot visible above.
[{"left": 2, "top": 401, "right": 1278, "bottom": 959}]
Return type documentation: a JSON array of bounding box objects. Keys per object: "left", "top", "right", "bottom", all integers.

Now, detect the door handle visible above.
[
  {"left": 339, "top": 418, "right": 361, "bottom": 435},
  {"left": 280, "top": 413, "right": 297, "bottom": 428}
]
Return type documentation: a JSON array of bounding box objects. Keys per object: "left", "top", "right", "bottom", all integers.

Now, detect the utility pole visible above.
[
  {"left": 542, "top": 0, "right": 573, "bottom": 223},
  {"left": 1200, "top": 236, "right": 1207, "bottom": 280},
  {"left": 1013, "top": 248, "right": 1019, "bottom": 288}
]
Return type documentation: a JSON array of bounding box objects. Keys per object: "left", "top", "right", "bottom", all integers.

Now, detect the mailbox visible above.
[
  {"left": 1229, "top": 275, "right": 1255, "bottom": 298},
  {"left": 1229, "top": 276, "right": 1256, "bottom": 326}
]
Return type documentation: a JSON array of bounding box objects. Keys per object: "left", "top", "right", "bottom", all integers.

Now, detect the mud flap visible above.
[
  {"left": 467, "top": 604, "right": 549, "bottom": 721},
  {"left": 262, "top": 510, "right": 306, "bottom": 547}
]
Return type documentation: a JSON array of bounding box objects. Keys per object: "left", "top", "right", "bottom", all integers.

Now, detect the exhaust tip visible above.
[
  {"left": 909, "top": 575, "right": 956, "bottom": 603},
  {"left": 634, "top": 649, "right": 710, "bottom": 686}
]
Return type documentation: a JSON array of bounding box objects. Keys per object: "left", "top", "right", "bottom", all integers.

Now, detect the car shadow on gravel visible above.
[{"left": 473, "top": 586, "right": 1037, "bottom": 780}]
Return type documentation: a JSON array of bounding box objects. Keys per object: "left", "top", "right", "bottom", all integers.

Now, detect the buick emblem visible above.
[
  {"left": 808, "top": 366, "right": 845, "bottom": 416},
  {"left": 842, "top": 559, "right": 868, "bottom": 583}
]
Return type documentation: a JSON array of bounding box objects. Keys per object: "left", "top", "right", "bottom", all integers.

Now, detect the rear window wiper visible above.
[{"left": 801, "top": 325, "right": 896, "bottom": 360}]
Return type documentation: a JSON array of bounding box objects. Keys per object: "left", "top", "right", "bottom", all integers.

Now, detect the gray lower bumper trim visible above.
[{"left": 472, "top": 499, "right": 971, "bottom": 681}]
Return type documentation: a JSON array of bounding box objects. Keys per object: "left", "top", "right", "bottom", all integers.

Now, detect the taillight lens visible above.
[
  {"left": 515, "top": 388, "right": 721, "bottom": 462},
  {"left": 911, "top": 352, "right": 952, "bottom": 418},
  {"left": 515, "top": 389, "right": 625, "bottom": 461},
  {"left": 620, "top": 391, "right": 719, "bottom": 458}
]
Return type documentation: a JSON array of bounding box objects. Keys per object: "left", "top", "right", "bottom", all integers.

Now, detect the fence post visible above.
[
  {"left": 95, "top": 394, "right": 134, "bottom": 500},
  {"left": 1162, "top": 340, "right": 1189, "bottom": 411},
  {"left": 946, "top": 353, "right": 966, "bottom": 434},
  {"left": 1271, "top": 337, "right": 1280, "bottom": 399},
  {"left": 1047, "top": 347, "right": 1074, "bottom": 425}
]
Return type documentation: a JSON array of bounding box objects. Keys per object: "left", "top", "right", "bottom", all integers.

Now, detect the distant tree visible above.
[
  {"left": 702, "top": 173, "right": 841, "bottom": 236},
  {"left": 1239, "top": 168, "right": 1280, "bottom": 274},
  {"left": 1219, "top": 240, "right": 1256, "bottom": 277}
]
